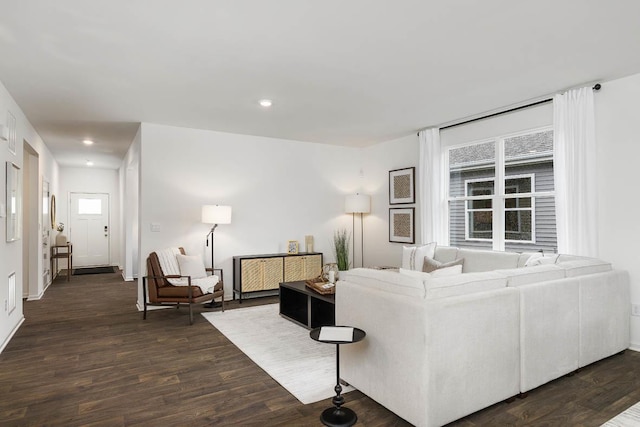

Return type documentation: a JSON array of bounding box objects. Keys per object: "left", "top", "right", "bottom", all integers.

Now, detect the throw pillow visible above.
[
  {"left": 423, "top": 256, "right": 464, "bottom": 273},
  {"left": 176, "top": 254, "right": 207, "bottom": 279},
  {"left": 430, "top": 264, "right": 463, "bottom": 277},
  {"left": 524, "top": 253, "right": 559, "bottom": 267},
  {"left": 402, "top": 242, "right": 437, "bottom": 271},
  {"left": 399, "top": 268, "right": 431, "bottom": 281}
]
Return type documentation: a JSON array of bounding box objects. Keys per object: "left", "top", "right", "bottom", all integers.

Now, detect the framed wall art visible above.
[
  {"left": 389, "top": 167, "right": 415, "bottom": 204},
  {"left": 389, "top": 207, "right": 414, "bottom": 244},
  {"left": 6, "top": 161, "right": 21, "bottom": 242},
  {"left": 6, "top": 111, "right": 16, "bottom": 155}
]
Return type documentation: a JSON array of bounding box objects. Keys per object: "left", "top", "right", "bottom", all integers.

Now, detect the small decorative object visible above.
[
  {"left": 389, "top": 207, "right": 415, "bottom": 243},
  {"left": 287, "top": 240, "right": 299, "bottom": 254},
  {"left": 305, "top": 235, "right": 314, "bottom": 252},
  {"left": 55, "top": 222, "right": 68, "bottom": 246},
  {"left": 322, "top": 263, "right": 339, "bottom": 283},
  {"left": 50, "top": 194, "right": 56, "bottom": 229},
  {"left": 332, "top": 229, "right": 350, "bottom": 271},
  {"left": 389, "top": 167, "right": 415, "bottom": 204}
]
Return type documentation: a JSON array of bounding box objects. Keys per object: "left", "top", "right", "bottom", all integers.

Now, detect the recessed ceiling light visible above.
[
  {"left": 86, "top": 160, "right": 94, "bottom": 166},
  {"left": 83, "top": 139, "right": 94, "bottom": 145},
  {"left": 259, "top": 99, "right": 273, "bottom": 107}
]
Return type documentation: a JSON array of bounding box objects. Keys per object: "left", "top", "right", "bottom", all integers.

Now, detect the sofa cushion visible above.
[
  {"left": 402, "top": 243, "right": 437, "bottom": 270},
  {"left": 341, "top": 268, "right": 425, "bottom": 298},
  {"left": 400, "top": 265, "right": 462, "bottom": 280},
  {"left": 524, "top": 253, "right": 559, "bottom": 267},
  {"left": 456, "top": 248, "right": 520, "bottom": 273},
  {"left": 423, "top": 256, "right": 464, "bottom": 273},
  {"left": 425, "top": 271, "right": 508, "bottom": 299},
  {"left": 498, "top": 264, "right": 566, "bottom": 287},
  {"left": 557, "top": 258, "right": 612, "bottom": 277},
  {"left": 433, "top": 246, "right": 459, "bottom": 263}
]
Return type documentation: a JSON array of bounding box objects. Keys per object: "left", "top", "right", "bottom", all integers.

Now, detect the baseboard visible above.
[
  {"left": 26, "top": 290, "right": 44, "bottom": 301},
  {"left": 628, "top": 343, "right": 640, "bottom": 352},
  {"left": 0, "top": 316, "right": 25, "bottom": 354}
]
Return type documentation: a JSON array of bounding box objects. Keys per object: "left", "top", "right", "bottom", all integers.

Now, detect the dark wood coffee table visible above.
[{"left": 279, "top": 281, "right": 335, "bottom": 329}]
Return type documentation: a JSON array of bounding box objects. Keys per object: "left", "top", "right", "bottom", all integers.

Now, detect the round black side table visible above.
[{"left": 310, "top": 326, "right": 366, "bottom": 427}]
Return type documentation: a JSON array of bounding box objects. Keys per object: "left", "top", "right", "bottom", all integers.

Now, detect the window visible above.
[
  {"left": 448, "top": 129, "right": 556, "bottom": 252},
  {"left": 78, "top": 198, "right": 102, "bottom": 215}
]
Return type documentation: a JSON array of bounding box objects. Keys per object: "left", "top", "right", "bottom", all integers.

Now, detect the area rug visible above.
[
  {"left": 72, "top": 266, "right": 117, "bottom": 275},
  {"left": 602, "top": 401, "right": 640, "bottom": 426},
  {"left": 202, "top": 304, "right": 354, "bottom": 404}
]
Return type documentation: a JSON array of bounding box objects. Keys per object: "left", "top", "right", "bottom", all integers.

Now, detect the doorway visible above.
[
  {"left": 69, "top": 192, "right": 110, "bottom": 267},
  {"left": 23, "top": 142, "right": 40, "bottom": 299}
]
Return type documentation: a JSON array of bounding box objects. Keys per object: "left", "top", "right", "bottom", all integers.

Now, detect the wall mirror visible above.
[
  {"left": 6, "top": 161, "right": 21, "bottom": 242},
  {"left": 50, "top": 194, "right": 56, "bottom": 229}
]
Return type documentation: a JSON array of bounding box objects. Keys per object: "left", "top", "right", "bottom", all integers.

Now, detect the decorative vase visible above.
[{"left": 56, "top": 232, "right": 67, "bottom": 246}]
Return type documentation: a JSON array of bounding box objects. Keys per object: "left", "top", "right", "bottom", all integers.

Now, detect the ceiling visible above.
[{"left": 1, "top": 1, "right": 639, "bottom": 169}]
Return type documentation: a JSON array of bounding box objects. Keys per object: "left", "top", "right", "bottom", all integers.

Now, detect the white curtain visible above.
[
  {"left": 418, "top": 128, "right": 448, "bottom": 245},
  {"left": 553, "top": 86, "right": 598, "bottom": 256}
]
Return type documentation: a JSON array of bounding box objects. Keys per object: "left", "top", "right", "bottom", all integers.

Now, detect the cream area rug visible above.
[
  {"left": 602, "top": 402, "right": 640, "bottom": 426},
  {"left": 201, "top": 303, "right": 354, "bottom": 404}
]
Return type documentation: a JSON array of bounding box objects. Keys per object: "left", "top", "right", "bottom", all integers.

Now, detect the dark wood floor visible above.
[{"left": 1, "top": 272, "right": 639, "bottom": 426}]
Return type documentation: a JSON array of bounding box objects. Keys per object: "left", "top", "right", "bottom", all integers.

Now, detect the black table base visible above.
[{"left": 320, "top": 406, "right": 357, "bottom": 427}]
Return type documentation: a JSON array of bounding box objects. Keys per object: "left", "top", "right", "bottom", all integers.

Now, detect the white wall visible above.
[
  {"left": 362, "top": 134, "right": 420, "bottom": 267},
  {"left": 594, "top": 72, "right": 640, "bottom": 349},
  {"left": 137, "top": 123, "right": 362, "bottom": 303},
  {"left": 58, "top": 167, "right": 120, "bottom": 271},
  {"left": 0, "top": 79, "right": 59, "bottom": 353},
  {"left": 120, "top": 126, "right": 141, "bottom": 281}
]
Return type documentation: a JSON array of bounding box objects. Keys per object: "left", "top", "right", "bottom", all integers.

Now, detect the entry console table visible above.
[
  {"left": 233, "top": 252, "right": 323, "bottom": 302},
  {"left": 51, "top": 243, "right": 73, "bottom": 282}
]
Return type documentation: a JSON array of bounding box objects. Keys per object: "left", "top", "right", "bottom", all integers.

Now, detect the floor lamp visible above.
[
  {"left": 201, "top": 204, "right": 232, "bottom": 272},
  {"left": 345, "top": 194, "right": 370, "bottom": 268}
]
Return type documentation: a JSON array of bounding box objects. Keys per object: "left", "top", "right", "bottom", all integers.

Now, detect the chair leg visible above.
[
  {"left": 143, "top": 278, "right": 148, "bottom": 320},
  {"left": 188, "top": 302, "right": 193, "bottom": 325},
  {"left": 221, "top": 295, "right": 224, "bottom": 312}
]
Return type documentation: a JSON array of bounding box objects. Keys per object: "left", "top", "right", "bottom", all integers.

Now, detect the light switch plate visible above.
[{"left": 150, "top": 222, "right": 161, "bottom": 232}]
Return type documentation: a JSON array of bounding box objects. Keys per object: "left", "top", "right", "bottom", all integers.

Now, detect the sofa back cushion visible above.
[
  {"left": 456, "top": 248, "right": 520, "bottom": 273},
  {"left": 425, "top": 271, "right": 508, "bottom": 299},
  {"left": 433, "top": 246, "right": 458, "bottom": 263},
  {"left": 340, "top": 268, "right": 426, "bottom": 298},
  {"left": 498, "top": 264, "right": 566, "bottom": 287},
  {"left": 557, "top": 258, "right": 612, "bottom": 277}
]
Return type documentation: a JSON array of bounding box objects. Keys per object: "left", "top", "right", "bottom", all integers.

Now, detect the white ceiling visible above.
[{"left": 1, "top": 0, "right": 639, "bottom": 169}]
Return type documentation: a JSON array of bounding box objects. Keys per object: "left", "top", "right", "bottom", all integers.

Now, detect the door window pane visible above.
[{"left": 78, "top": 199, "right": 102, "bottom": 215}]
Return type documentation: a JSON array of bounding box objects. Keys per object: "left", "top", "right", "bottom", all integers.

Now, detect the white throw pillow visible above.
[
  {"left": 399, "top": 268, "right": 431, "bottom": 281},
  {"left": 402, "top": 242, "right": 437, "bottom": 271},
  {"left": 176, "top": 254, "right": 207, "bottom": 279},
  {"left": 422, "top": 256, "right": 464, "bottom": 273},
  {"left": 524, "top": 253, "right": 559, "bottom": 267},
  {"left": 430, "top": 264, "right": 463, "bottom": 277}
]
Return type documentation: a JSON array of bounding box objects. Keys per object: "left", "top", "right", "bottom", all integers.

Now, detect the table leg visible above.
[{"left": 320, "top": 343, "right": 357, "bottom": 427}]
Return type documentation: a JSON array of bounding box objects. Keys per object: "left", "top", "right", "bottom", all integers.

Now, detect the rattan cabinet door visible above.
[
  {"left": 304, "top": 254, "right": 322, "bottom": 280},
  {"left": 262, "top": 257, "right": 284, "bottom": 290},
  {"left": 284, "top": 256, "right": 306, "bottom": 282},
  {"left": 241, "top": 259, "right": 265, "bottom": 292}
]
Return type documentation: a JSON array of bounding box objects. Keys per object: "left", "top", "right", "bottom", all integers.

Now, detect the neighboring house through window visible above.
[{"left": 447, "top": 128, "right": 556, "bottom": 252}]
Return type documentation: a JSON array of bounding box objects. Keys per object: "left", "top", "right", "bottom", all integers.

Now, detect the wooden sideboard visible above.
[{"left": 233, "top": 252, "right": 323, "bottom": 302}]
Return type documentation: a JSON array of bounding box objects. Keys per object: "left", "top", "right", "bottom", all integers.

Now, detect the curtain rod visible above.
[{"left": 419, "top": 83, "right": 602, "bottom": 134}]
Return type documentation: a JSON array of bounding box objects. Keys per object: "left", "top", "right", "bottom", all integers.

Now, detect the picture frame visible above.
[
  {"left": 389, "top": 167, "right": 415, "bottom": 204},
  {"left": 389, "top": 207, "right": 415, "bottom": 244},
  {"left": 6, "top": 161, "right": 21, "bottom": 242},
  {"left": 287, "top": 240, "right": 299, "bottom": 254}
]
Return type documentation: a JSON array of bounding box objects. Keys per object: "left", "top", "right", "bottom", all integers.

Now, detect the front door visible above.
[{"left": 69, "top": 193, "right": 110, "bottom": 267}]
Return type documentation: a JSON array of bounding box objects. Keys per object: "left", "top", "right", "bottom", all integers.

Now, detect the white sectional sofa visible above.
[{"left": 335, "top": 245, "right": 630, "bottom": 427}]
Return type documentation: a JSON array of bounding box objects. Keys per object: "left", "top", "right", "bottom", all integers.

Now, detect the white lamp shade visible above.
[
  {"left": 202, "top": 205, "right": 232, "bottom": 224},
  {"left": 345, "top": 194, "right": 371, "bottom": 214}
]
